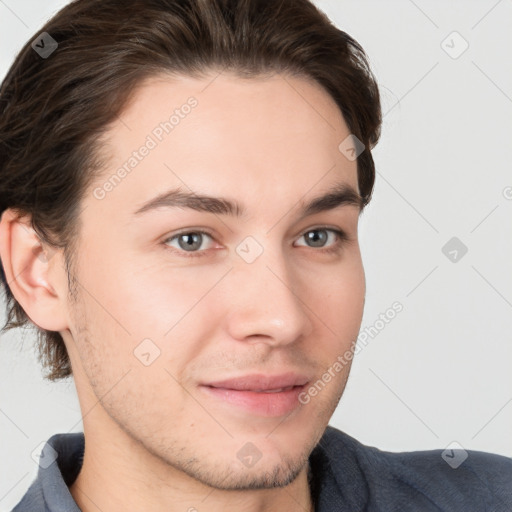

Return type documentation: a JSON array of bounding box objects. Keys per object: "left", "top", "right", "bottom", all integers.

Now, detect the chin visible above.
[
  {"left": 163, "top": 432, "right": 312, "bottom": 491},
  {"left": 192, "top": 454, "right": 308, "bottom": 491},
  {"left": 230, "top": 464, "right": 306, "bottom": 490}
]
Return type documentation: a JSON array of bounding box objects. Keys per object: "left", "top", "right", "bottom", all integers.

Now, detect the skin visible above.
[{"left": 0, "top": 71, "right": 366, "bottom": 512}]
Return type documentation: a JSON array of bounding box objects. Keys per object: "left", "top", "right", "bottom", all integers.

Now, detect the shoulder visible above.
[
  {"left": 12, "top": 432, "right": 84, "bottom": 512},
  {"left": 311, "top": 426, "right": 512, "bottom": 511},
  {"left": 11, "top": 480, "right": 46, "bottom": 512}
]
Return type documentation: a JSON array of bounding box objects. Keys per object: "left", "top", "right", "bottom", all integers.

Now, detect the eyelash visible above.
[{"left": 162, "top": 226, "right": 349, "bottom": 259}]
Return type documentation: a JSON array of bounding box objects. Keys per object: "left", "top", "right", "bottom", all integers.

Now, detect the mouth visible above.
[{"left": 199, "top": 373, "right": 310, "bottom": 417}]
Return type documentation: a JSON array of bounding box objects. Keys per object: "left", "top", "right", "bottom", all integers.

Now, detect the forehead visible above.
[{"left": 87, "top": 71, "right": 359, "bottom": 220}]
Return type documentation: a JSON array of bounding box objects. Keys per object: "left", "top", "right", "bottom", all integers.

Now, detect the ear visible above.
[{"left": 0, "top": 209, "right": 69, "bottom": 332}]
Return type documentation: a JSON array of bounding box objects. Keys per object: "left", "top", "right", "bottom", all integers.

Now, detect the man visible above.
[{"left": 0, "top": 0, "right": 510, "bottom": 511}]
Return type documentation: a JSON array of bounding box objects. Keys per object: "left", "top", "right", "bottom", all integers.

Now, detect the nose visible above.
[{"left": 223, "top": 243, "right": 314, "bottom": 347}]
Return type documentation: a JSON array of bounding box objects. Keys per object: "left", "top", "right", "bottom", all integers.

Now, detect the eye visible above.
[
  {"left": 294, "top": 227, "right": 348, "bottom": 253},
  {"left": 162, "top": 227, "right": 348, "bottom": 258},
  {"left": 164, "top": 230, "right": 215, "bottom": 256}
]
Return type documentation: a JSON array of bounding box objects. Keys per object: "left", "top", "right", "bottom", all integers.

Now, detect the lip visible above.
[{"left": 199, "top": 373, "right": 310, "bottom": 417}]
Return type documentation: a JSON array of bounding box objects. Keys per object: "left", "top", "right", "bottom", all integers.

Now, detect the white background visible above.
[{"left": 1, "top": 0, "right": 511, "bottom": 509}]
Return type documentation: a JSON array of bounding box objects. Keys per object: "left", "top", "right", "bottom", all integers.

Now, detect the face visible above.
[{"left": 61, "top": 71, "right": 365, "bottom": 489}]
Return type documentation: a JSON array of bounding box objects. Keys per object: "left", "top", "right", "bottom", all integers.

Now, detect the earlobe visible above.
[{"left": 0, "top": 209, "right": 69, "bottom": 332}]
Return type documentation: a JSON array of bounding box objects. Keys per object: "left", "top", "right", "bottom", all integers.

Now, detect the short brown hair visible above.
[{"left": 0, "top": 0, "right": 382, "bottom": 381}]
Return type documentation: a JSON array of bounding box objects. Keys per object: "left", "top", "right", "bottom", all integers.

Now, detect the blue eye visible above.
[
  {"left": 164, "top": 231, "right": 215, "bottom": 255},
  {"left": 296, "top": 228, "right": 347, "bottom": 251},
  {"left": 163, "top": 227, "right": 348, "bottom": 258}
]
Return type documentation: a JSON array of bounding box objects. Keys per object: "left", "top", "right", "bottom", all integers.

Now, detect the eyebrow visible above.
[{"left": 132, "top": 181, "right": 363, "bottom": 219}]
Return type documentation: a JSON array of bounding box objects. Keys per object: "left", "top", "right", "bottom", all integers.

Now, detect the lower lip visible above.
[{"left": 200, "top": 385, "right": 306, "bottom": 417}]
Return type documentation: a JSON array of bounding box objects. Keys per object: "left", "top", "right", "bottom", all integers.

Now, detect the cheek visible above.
[
  {"left": 308, "top": 255, "right": 365, "bottom": 332},
  {"left": 87, "top": 245, "right": 220, "bottom": 338},
  {"left": 102, "top": 262, "right": 232, "bottom": 377},
  {"left": 298, "top": 255, "right": 365, "bottom": 381},
  {"left": 69, "top": 285, "right": 194, "bottom": 433},
  {"left": 337, "top": 260, "right": 365, "bottom": 323},
  {"left": 66, "top": 265, "right": 191, "bottom": 400}
]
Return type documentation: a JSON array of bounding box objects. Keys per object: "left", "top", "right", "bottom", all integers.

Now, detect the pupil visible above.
[
  {"left": 307, "top": 230, "right": 326, "bottom": 247},
  {"left": 179, "top": 233, "right": 201, "bottom": 251}
]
